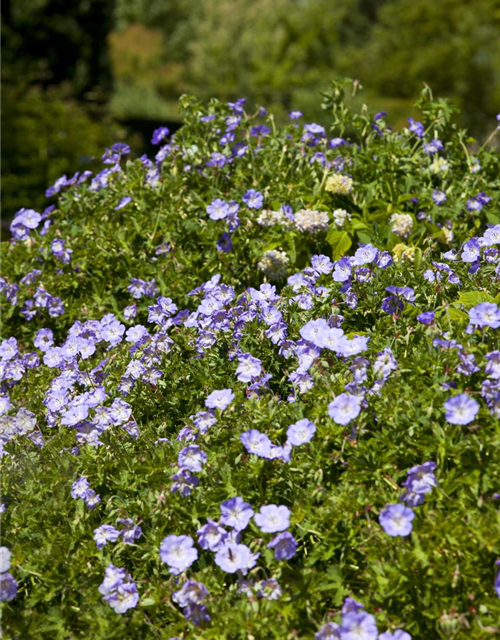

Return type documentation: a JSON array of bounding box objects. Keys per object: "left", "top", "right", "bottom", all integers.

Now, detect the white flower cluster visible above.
[
  {"left": 325, "top": 173, "right": 353, "bottom": 195},
  {"left": 257, "top": 250, "right": 289, "bottom": 280},
  {"left": 294, "top": 209, "right": 330, "bottom": 234},
  {"left": 256, "top": 209, "right": 293, "bottom": 228},
  {"left": 333, "top": 208, "right": 351, "bottom": 228},
  {"left": 390, "top": 213, "right": 414, "bottom": 238}
]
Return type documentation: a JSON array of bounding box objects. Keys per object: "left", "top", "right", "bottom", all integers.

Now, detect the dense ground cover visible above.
[{"left": 1, "top": 80, "right": 500, "bottom": 639}]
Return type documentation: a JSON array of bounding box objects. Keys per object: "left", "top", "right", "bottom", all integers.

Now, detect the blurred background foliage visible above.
[{"left": 2, "top": 0, "right": 500, "bottom": 222}]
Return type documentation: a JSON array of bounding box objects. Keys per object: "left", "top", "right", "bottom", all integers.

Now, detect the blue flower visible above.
[
  {"left": 254, "top": 504, "right": 290, "bottom": 533},
  {"left": 267, "top": 531, "right": 297, "bottom": 560},
  {"left": 159, "top": 535, "right": 198, "bottom": 575},
  {"left": 286, "top": 419, "right": 316, "bottom": 446},
  {"left": 328, "top": 393, "right": 362, "bottom": 425},
  {"left": 240, "top": 430, "right": 272, "bottom": 457},
  {"left": 444, "top": 393, "right": 479, "bottom": 425},
  {"left": 379, "top": 503, "right": 415, "bottom": 537},
  {"left": 220, "top": 497, "right": 254, "bottom": 531},
  {"left": 242, "top": 189, "right": 264, "bottom": 210},
  {"left": 469, "top": 303, "right": 500, "bottom": 329},
  {"left": 340, "top": 610, "right": 378, "bottom": 640},
  {"left": 206, "top": 198, "right": 230, "bottom": 220},
  {"left": 151, "top": 126, "right": 170, "bottom": 145}
]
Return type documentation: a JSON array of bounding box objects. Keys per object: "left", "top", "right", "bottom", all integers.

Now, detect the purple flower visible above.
[
  {"left": 171, "top": 469, "right": 199, "bottom": 497},
  {"left": 178, "top": 445, "right": 207, "bottom": 472},
  {"left": 71, "top": 476, "right": 100, "bottom": 508},
  {"left": 403, "top": 461, "right": 437, "bottom": 495},
  {"left": 197, "top": 519, "right": 227, "bottom": 551},
  {"left": 424, "top": 138, "right": 444, "bottom": 154},
  {"left": 216, "top": 232, "right": 233, "bottom": 253},
  {"left": 373, "top": 347, "right": 397, "bottom": 379},
  {"left": 0, "top": 547, "right": 11, "bottom": 573},
  {"left": 99, "top": 564, "right": 139, "bottom": 613},
  {"left": 0, "top": 573, "right": 18, "bottom": 601},
  {"left": 469, "top": 303, "right": 500, "bottom": 329},
  {"left": 417, "top": 311, "right": 435, "bottom": 325},
  {"left": 408, "top": 117, "right": 424, "bottom": 138},
  {"left": 236, "top": 353, "right": 262, "bottom": 382},
  {"left": 94, "top": 525, "right": 120, "bottom": 549},
  {"left": 466, "top": 197, "right": 483, "bottom": 212},
  {"left": 444, "top": 394, "right": 479, "bottom": 425},
  {"left": 299, "top": 318, "right": 331, "bottom": 348},
  {"left": 289, "top": 110, "right": 303, "bottom": 119},
  {"left": 151, "top": 126, "right": 170, "bottom": 145},
  {"left": 254, "top": 504, "right": 290, "bottom": 533},
  {"left": 214, "top": 542, "right": 259, "bottom": 574},
  {"left": 378, "top": 630, "right": 412, "bottom": 640},
  {"left": 352, "top": 244, "right": 378, "bottom": 266},
  {"left": 461, "top": 238, "right": 481, "bottom": 263},
  {"left": 220, "top": 497, "right": 254, "bottom": 531},
  {"left": 328, "top": 393, "right": 362, "bottom": 425},
  {"left": 286, "top": 418, "right": 316, "bottom": 446},
  {"left": 432, "top": 190, "right": 447, "bottom": 205},
  {"left": 118, "top": 518, "right": 143, "bottom": 544},
  {"left": 495, "top": 567, "right": 500, "bottom": 598},
  {"left": 173, "top": 581, "right": 210, "bottom": 624},
  {"left": 0, "top": 338, "right": 18, "bottom": 361},
  {"left": 250, "top": 125, "right": 270, "bottom": 137},
  {"left": 333, "top": 257, "right": 352, "bottom": 282},
  {"left": 159, "top": 535, "right": 198, "bottom": 575},
  {"left": 483, "top": 225, "right": 500, "bottom": 246},
  {"left": 385, "top": 286, "right": 415, "bottom": 303},
  {"left": 240, "top": 430, "right": 272, "bottom": 457},
  {"left": 379, "top": 503, "right": 415, "bottom": 537},
  {"left": 115, "top": 196, "right": 132, "bottom": 210},
  {"left": 206, "top": 199, "right": 230, "bottom": 220},
  {"left": 242, "top": 189, "right": 264, "bottom": 210},
  {"left": 205, "top": 389, "right": 235, "bottom": 411},
  {"left": 267, "top": 531, "right": 297, "bottom": 560},
  {"left": 485, "top": 351, "right": 500, "bottom": 379},
  {"left": 315, "top": 623, "right": 340, "bottom": 639},
  {"left": 173, "top": 579, "right": 209, "bottom": 608}
]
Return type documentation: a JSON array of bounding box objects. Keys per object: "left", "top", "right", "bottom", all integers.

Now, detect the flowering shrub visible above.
[{"left": 1, "top": 80, "right": 500, "bottom": 639}]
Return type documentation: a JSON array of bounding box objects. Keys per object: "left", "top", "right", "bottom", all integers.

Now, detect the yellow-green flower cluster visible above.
[
  {"left": 392, "top": 243, "right": 416, "bottom": 263},
  {"left": 325, "top": 173, "right": 353, "bottom": 195}
]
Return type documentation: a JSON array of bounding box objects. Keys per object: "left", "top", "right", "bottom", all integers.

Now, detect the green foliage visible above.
[
  {"left": 1, "top": 83, "right": 126, "bottom": 223},
  {"left": 1, "top": 81, "right": 500, "bottom": 639}
]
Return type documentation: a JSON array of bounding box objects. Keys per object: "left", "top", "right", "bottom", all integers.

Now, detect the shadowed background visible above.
[{"left": 2, "top": 0, "right": 499, "bottom": 224}]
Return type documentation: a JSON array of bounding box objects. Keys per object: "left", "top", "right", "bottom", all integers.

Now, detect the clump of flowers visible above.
[
  {"left": 257, "top": 250, "right": 289, "bottom": 279},
  {"left": 256, "top": 208, "right": 293, "bottom": 228},
  {"left": 390, "top": 213, "right": 414, "bottom": 238},
  {"left": 392, "top": 243, "right": 416, "bottom": 263},
  {"left": 325, "top": 173, "right": 353, "bottom": 195},
  {"left": 98, "top": 564, "right": 139, "bottom": 613},
  {"left": 315, "top": 597, "right": 412, "bottom": 640},
  {"left": 172, "top": 579, "right": 211, "bottom": 626},
  {"left": 294, "top": 208, "right": 330, "bottom": 234},
  {"left": 333, "top": 208, "right": 351, "bottom": 227},
  {"left": 0, "top": 546, "right": 17, "bottom": 602}
]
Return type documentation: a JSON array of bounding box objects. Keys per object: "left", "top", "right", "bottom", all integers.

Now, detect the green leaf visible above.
[
  {"left": 351, "top": 218, "right": 370, "bottom": 231},
  {"left": 486, "top": 211, "right": 500, "bottom": 225},
  {"left": 447, "top": 306, "right": 469, "bottom": 321},
  {"left": 326, "top": 229, "right": 352, "bottom": 260},
  {"left": 139, "top": 597, "right": 156, "bottom": 607},
  {"left": 457, "top": 291, "right": 494, "bottom": 308}
]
